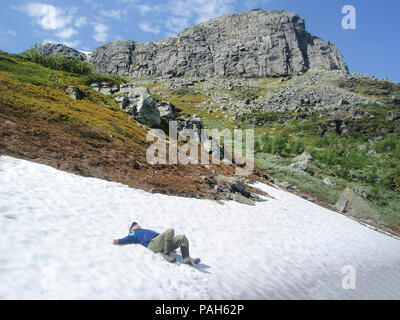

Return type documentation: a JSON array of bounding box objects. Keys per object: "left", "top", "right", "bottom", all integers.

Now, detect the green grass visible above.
[
  {"left": 0, "top": 49, "right": 127, "bottom": 89},
  {"left": 334, "top": 78, "right": 400, "bottom": 104},
  {"left": 0, "top": 50, "right": 146, "bottom": 144},
  {"left": 256, "top": 153, "right": 342, "bottom": 205}
]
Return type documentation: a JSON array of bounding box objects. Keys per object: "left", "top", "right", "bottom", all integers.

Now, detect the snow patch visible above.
[
  {"left": 78, "top": 50, "right": 92, "bottom": 60},
  {"left": 0, "top": 156, "right": 399, "bottom": 299}
]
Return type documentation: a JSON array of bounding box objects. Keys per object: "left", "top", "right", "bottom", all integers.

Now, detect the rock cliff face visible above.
[
  {"left": 88, "top": 9, "right": 348, "bottom": 79},
  {"left": 36, "top": 10, "right": 348, "bottom": 79}
]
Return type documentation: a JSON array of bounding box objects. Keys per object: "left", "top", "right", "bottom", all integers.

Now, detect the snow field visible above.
[{"left": 0, "top": 156, "right": 399, "bottom": 299}]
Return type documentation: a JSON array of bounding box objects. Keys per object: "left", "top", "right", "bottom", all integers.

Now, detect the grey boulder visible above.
[
  {"left": 117, "top": 85, "right": 161, "bottom": 127},
  {"left": 65, "top": 86, "right": 83, "bottom": 100},
  {"left": 290, "top": 152, "right": 313, "bottom": 171},
  {"left": 335, "top": 187, "right": 381, "bottom": 225}
]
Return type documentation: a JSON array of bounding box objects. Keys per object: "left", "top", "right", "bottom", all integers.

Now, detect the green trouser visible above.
[{"left": 147, "top": 228, "right": 189, "bottom": 253}]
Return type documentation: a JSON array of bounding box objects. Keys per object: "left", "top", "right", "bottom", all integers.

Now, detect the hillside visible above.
[
  {"left": 0, "top": 50, "right": 269, "bottom": 201},
  {"left": 130, "top": 71, "right": 400, "bottom": 234},
  {"left": 1, "top": 8, "right": 399, "bottom": 229}
]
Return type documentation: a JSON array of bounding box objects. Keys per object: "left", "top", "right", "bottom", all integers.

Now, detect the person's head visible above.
[{"left": 129, "top": 221, "right": 140, "bottom": 233}]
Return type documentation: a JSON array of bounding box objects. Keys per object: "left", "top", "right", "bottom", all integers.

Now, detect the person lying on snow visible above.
[{"left": 112, "top": 222, "right": 201, "bottom": 265}]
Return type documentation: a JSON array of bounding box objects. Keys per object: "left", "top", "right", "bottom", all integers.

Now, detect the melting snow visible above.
[{"left": 0, "top": 156, "right": 399, "bottom": 299}]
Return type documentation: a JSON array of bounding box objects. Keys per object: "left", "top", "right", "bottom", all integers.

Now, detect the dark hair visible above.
[{"left": 129, "top": 222, "right": 138, "bottom": 232}]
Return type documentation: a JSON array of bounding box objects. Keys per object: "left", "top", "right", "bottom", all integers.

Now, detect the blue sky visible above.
[{"left": 1, "top": 0, "right": 399, "bottom": 82}]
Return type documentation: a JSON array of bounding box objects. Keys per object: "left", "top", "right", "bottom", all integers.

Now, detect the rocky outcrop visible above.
[
  {"left": 44, "top": 9, "right": 347, "bottom": 79},
  {"left": 91, "top": 83, "right": 161, "bottom": 127},
  {"left": 386, "top": 110, "right": 400, "bottom": 121},
  {"left": 207, "top": 175, "right": 265, "bottom": 205},
  {"left": 175, "top": 114, "right": 204, "bottom": 142},
  {"left": 157, "top": 101, "right": 176, "bottom": 121},
  {"left": 152, "top": 71, "right": 377, "bottom": 124},
  {"left": 38, "top": 43, "right": 87, "bottom": 61},
  {"left": 90, "top": 83, "right": 209, "bottom": 136},
  {"left": 249, "top": 71, "right": 375, "bottom": 115},
  {"left": 89, "top": 40, "right": 135, "bottom": 76}
]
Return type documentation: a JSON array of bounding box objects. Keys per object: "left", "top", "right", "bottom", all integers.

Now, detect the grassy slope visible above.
[
  {"left": 0, "top": 51, "right": 147, "bottom": 144},
  {"left": 140, "top": 75, "right": 400, "bottom": 228},
  {"left": 0, "top": 51, "right": 269, "bottom": 199}
]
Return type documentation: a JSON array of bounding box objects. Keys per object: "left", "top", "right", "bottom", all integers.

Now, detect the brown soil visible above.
[{"left": 0, "top": 102, "right": 271, "bottom": 200}]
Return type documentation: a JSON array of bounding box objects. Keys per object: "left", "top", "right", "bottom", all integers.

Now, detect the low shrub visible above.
[
  {"left": 23, "top": 43, "right": 92, "bottom": 75},
  {"left": 258, "top": 132, "right": 304, "bottom": 157}
]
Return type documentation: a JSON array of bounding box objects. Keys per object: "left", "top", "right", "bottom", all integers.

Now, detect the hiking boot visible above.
[
  {"left": 180, "top": 244, "right": 201, "bottom": 265},
  {"left": 163, "top": 240, "right": 176, "bottom": 263}
]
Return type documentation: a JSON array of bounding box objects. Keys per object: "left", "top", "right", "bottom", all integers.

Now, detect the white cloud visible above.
[
  {"left": 165, "top": 17, "right": 189, "bottom": 34},
  {"left": 169, "top": 1, "right": 193, "bottom": 18},
  {"left": 82, "top": 0, "right": 104, "bottom": 11},
  {"left": 93, "top": 23, "right": 109, "bottom": 42},
  {"left": 192, "top": 0, "right": 235, "bottom": 23},
  {"left": 43, "top": 39, "right": 81, "bottom": 48},
  {"left": 5, "top": 29, "right": 17, "bottom": 37},
  {"left": 75, "top": 17, "right": 87, "bottom": 28},
  {"left": 136, "top": 5, "right": 152, "bottom": 16},
  {"left": 18, "top": 3, "right": 74, "bottom": 30},
  {"left": 99, "top": 9, "right": 127, "bottom": 20},
  {"left": 162, "top": 0, "right": 235, "bottom": 34},
  {"left": 55, "top": 27, "right": 78, "bottom": 39},
  {"left": 139, "top": 22, "right": 161, "bottom": 34}
]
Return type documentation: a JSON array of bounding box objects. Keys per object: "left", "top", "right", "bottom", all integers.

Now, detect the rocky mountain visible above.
[
  {"left": 37, "top": 43, "right": 87, "bottom": 61},
  {"left": 38, "top": 9, "right": 348, "bottom": 79}
]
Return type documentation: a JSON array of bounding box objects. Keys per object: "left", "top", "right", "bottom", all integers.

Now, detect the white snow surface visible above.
[
  {"left": 77, "top": 50, "right": 92, "bottom": 60},
  {"left": 0, "top": 156, "right": 399, "bottom": 300}
]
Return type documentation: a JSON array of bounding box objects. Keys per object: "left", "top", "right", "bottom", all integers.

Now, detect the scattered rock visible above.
[
  {"left": 300, "top": 194, "right": 315, "bottom": 202},
  {"left": 117, "top": 85, "right": 161, "bottom": 127},
  {"left": 5, "top": 120, "right": 16, "bottom": 126},
  {"left": 323, "top": 178, "right": 336, "bottom": 187},
  {"left": 207, "top": 175, "right": 263, "bottom": 205},
  {"left": 65, "top": 86, "right": 83, "bottom": 100},
  {"left": 229, "top": 192, "right": 255, "bottom": 206},
  {"left": 214, "top": 175, "right": 246, "bottom": 194},
  {"left": 385, "top": 110, "right": 400, "bottom": 121},
  {"left": 276, "top": 181, "right": 294, "bottom": 190},
  {"left": 133, "top": 160, "right": 142, "bottom": 170},
  {"left": 335, "top": 187, "right": 380, "bottom": 225},
  {"left": 346, "top": 107, "right": 367, "bottom": 120},
  {"left": 354, "top": 186, "right": 371, "bottom": 199},
  {"left": 368, "top": 135, "right": 384, "bottom": 143},
  {"left": 157, "top": 101, "right": 175, "bottom": 121},
  {"left": 337, "top": 98, "right": 349, "bottom": 106},
  {"left": 290, "top": 152, "right": 313, "bottom": 171},
  {"left": 91, "top": 83, "right": 161, "bottom": 127}
]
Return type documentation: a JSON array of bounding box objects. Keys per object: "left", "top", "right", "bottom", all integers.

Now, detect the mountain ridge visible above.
[{"left": 37, "top": 9, "right": 348, "bottom": 79}]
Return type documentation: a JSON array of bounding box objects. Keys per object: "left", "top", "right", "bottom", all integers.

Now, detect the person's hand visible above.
[
  {"left": 172, "top": 249, "right": 177, "bottom": 253},
  {"left": 112, "top": 239, "right": 119, "bottom": 245}
]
